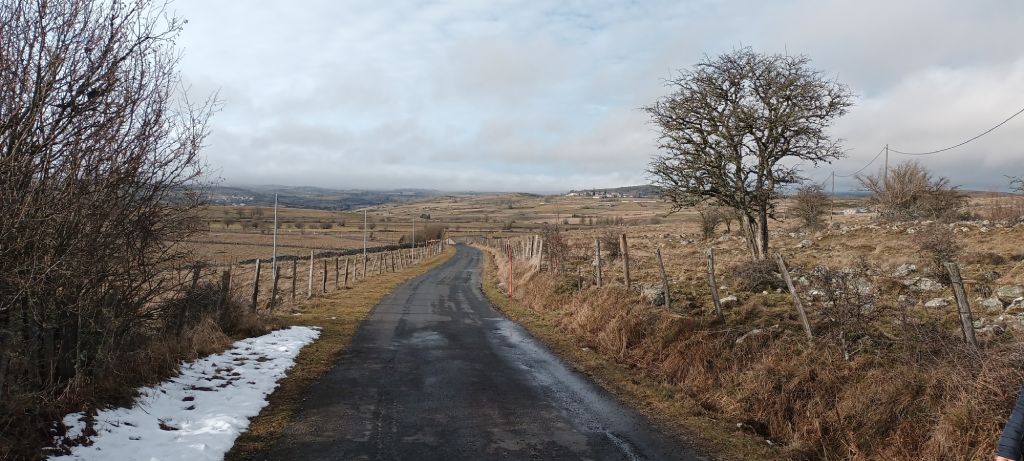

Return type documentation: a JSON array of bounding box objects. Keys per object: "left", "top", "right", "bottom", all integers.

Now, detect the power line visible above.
[
  {"left": 890, "top": 104, "right": 1024, "bottom": 156},
  {"left": 835, "top": 145, "right": 886, "bottom": 178}
]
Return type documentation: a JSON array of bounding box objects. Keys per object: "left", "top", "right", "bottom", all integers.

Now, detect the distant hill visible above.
[
  {"left": 201, "top": 185, "right": 444, "bottom": 210},
  {"left": 567, "top": 185, "right": 662, "bottom": 198}
]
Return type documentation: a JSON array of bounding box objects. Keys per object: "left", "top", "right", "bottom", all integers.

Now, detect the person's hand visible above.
[{"left": 996, "top": 456, "right": 1016, "bottom": 461}]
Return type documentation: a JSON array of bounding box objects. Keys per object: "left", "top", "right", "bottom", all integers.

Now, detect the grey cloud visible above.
[{"left": 176, "top": 0, "right": 1024, "bottom": 192}]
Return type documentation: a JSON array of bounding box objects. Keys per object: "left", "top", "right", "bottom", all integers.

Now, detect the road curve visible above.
[{"left": 260, "top": 244, "right": 706, "bottom": 460}]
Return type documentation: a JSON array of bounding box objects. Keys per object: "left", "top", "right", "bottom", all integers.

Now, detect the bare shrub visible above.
[
  {"left": 729, "top": 259, "right": 785, "bottom": 292},
  {"left": 857, "top": 161, "right": 967, "bottom": 222},
  {"left": 697, "top": 206, "right": 722, "bottom": 240},
  {"left": 791, "top": 184, "right": 830, "bottom": 229},
  {"left": 809, "top": 263, "right": 886, "bottom": 360},
  {"left": 599, "top": 229, "right": 622, "bottom": 261},
  {"left": 539, "top": 224, "right": 570, "bottom": 271},
  {"left": 916, "top": 225, "right": 961, "bottom": 281}
]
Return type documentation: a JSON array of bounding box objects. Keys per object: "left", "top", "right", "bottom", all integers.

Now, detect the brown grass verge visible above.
[
  {"left": 475, "top": 245, "right": 782, "bottom": 461},
  {"left": 475, "top": 242, "right": 1024, "bottom": 460},
  {"left": 224, "top": 247, "right": 455, "bottom": 460}
]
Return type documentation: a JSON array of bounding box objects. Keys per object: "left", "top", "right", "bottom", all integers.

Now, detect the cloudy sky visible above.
[{"left": 175, "top": 0, "right": 1024, "bottom": 193}]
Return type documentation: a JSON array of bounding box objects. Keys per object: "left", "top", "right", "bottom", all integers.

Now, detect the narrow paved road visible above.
[{"left": 261, "top": 244, "right": 706, "bottom": 460}]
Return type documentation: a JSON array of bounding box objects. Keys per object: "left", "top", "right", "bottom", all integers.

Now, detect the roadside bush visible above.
[
  {"left": 539, "top": 224, "right": 570, "bottom": 271},
  {"left": 0, "top": 1, "right": 217, "bottom": 457},
  {"left": 729, "top": 259, "right": 786, "bottom": 292}
]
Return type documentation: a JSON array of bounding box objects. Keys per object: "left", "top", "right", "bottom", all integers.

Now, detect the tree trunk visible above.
[
  {"left": 740, "top": 213, "right": 760, "bottom": 260},
  {"left": 755, "top": 206, "right": 769, "bottom": 260}
]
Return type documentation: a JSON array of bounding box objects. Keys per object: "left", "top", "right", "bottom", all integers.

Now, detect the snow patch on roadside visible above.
[{"left": 49, "top": 326, "right": 320, "bottom": 461}]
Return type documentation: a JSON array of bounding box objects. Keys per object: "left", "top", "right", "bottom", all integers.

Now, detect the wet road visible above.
[{"left": 261, "top": 244, "right": 706, "bottom": 460}]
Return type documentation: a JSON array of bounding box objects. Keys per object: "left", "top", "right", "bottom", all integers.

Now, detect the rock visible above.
[
  {"left": 906, "top": 228, "right": 916, "bottom": 234},
  {"left": 981, "top": 271, "right": 1001, "bottom": 282},
  {"left": 640, "top": 284, "right": 665, "bottom": 306},
  {"left": 854, "top": 278, "right": 874, "bottom": 295},
  {"left": 912, "top": 278, "right": 944, "bottom": 292},
  {"left": 798, "top": 239, "right": 813, "bottom": 248},
  {"left": 720, "top": 295, "right": 739, "bottom": 308},
  {"left": 735, "top": 324, "right": 780, "bottom": 345},
  {"left": 979, "top": 297, "right": 1005, "bottom": 314},
  {"left": 924, "top": 298, "right": 950, "bottom": 308},
  {"left": 893, "top": 263, "right": 917, "bottom": 277},
  {"left": 797, "top": 276, "right": 810, "bottom": 286},
  {"left": 735, "top": 329, "right": 764, "bottom": 345},
  {"left": 717, "top": 235, "right": 731, "bottom": 242},
  {"left": 1006, "top": 301, "right": 1024, "bottom": 315},
  {"left": 996, "top": 285, "right": 1024, "bottom": 304}
]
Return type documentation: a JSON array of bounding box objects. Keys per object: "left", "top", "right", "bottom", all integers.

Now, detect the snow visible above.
[{"left": 49, "top": 326, "right": 320, "bottom": 461}]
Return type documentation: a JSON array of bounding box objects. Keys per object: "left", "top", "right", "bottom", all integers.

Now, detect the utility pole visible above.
[
  {"left": 830, "top": 171, "right": 835, "bottom": 223},
  {"left": 271, "top": 193, "right": 278, "bottom": 276},
  {"left": 412, "top": 214, "right": 416, "bottom": 250},
  {"left": 884, "top": 144, "right": 889, "bottom": 192},
  {"left": 362, "top": 208, "right": 367, "bottom": 261}
]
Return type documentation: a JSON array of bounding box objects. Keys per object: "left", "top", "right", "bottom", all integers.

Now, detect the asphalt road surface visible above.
[{"left": 260, "top": 244, "right": 706, "bottom": 460}]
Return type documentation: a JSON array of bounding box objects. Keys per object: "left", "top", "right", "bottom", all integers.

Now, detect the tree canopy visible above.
[{"left": 646, "top": 48, "right": 853, "bottom": 259}]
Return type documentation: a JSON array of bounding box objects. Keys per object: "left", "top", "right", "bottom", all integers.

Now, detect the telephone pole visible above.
[
  {"left": 884, "top": 144, "right": 889, "bottom": 192},
  {"left": 271, "top": 193, "right": 278, "bottom": 275}
]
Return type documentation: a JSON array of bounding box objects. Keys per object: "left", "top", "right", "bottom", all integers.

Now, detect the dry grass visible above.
[
  {"left": 224, "top": 247, "right": 455, "bottom": 460},
  {"left": 476, "top": 245, "right": 783, "bottom": 461},
  {"left": 475, "top": 240, "right": 1024, "bottom": 460}
]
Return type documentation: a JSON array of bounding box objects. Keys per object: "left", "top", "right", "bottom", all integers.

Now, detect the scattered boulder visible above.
[
  {"left": 640, "top": 284, "right": 665, "bottom": 306},
  {"left": 996, "top": 285, "right": 1024, "bottom": 305},
  {"left": 912, "top": 278, "right": 944, "bottom": 292},
  {"left": 798, "top": 239, "right": 813, "bottom": 248},
  {"left": 1005, "top": 300, "right": 1024, "bottom": 315},
  {"left": 981, "top": 271, "right": 1001, "bottom": 283},
  {"left": 720, "top": 295, "right": 739, "bottom": 308},
  {"left": 893, "top": 263, "right": 917, "bottom": 277},
  {"left": 979, "top": 297, "right": 1005, "bottom": 314},
  {"left": 735, "top": 324, "right": 781, "bottom": 345},
  {"left": 924, "top": 298, "right": 950, "bottom": 308}
]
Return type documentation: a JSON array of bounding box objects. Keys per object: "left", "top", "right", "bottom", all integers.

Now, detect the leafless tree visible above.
[
  {"left": 0, "top": 0, "right": 215, "bottom": 434},
  {"left": 646, "top": 48, "right": 853, "bottom": 260},
  {"left": 857, "top": 161, "right": 966, "bottom": 222},
  {"left": 791, "top": 184, "right": 830, "bottom": 229}
]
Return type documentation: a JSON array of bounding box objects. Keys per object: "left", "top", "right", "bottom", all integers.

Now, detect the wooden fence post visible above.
[
  {"left": 335, "top": 257, "right": 340, "bottom": 289},
  {"left": 269, "top": 265, "right": 280, "bottom": 309},
  {"left": 945, "top": 261, "right": 978, "bottom": 349},
  {"left": 506, "top": 242, "right": 515, "bottom": 297},
  {"left": 308, "top": 250, "right": 314, "bottom": 299},
  {"left": 379, "top": 253, "right": 385, "bottom": 275},
  {"left": 322, "top": 259, "right": 328, "bottom": 294},
  {"left": 219, "top": 269, "right": 231, "bottom": 309},
  {"left": 619, "top": 233, "right": 631, "bottom": 290},
  {"left": 707, "top": 248, "right": 723, "bottom": 321},
  {"left": 250, "top": 259, "right": 261, "bottom": 311},
  {"left": 290, "top": 259, "right": 297, "bottom": 301},
  {"left": 775, "top": 253, "right": 812, "bottom": 340},
  {"left": 594, "top": 238, "right": 603, "bottom": 287},
  {"left": 656, "top": 248, "right": 671, "bottom": 309},
  {"left": 536, "top": 237, "right": 544, "bottom": 270},
  {"left": 344, "top": 257, "right": 350, "bottom": 288},
  {"left": 390, "top": 252, "right": 396, "bottom": 272}
]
